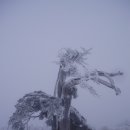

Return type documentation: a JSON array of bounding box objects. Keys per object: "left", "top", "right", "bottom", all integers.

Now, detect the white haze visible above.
[{"left": 0, "top": 0, "right": 130, "bottom": 129}]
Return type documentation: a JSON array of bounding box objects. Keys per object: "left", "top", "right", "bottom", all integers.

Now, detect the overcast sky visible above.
[{"left": 0, "top": 0, "right": 130, "bottom": 129}]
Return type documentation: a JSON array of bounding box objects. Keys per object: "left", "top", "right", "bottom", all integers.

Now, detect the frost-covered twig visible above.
[
  {"left": 97, "top": 70, "right": 123, "bottom": 77},
  {"left": 57, "top": 48, "right": 91, "bottom": 70}
]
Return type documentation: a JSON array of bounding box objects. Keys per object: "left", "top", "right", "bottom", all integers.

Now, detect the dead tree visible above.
[{"left": 9, "top": 48, "right": 123, "bottom": 130}]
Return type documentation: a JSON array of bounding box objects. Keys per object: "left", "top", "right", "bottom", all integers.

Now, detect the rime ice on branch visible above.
[{"left": 9, "top": 48, "right": 123, "bottom": 130}]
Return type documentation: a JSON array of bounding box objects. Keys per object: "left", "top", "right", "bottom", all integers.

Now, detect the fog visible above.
[{"left": 0, "top": 0, "right": 130, "bottom": 129}]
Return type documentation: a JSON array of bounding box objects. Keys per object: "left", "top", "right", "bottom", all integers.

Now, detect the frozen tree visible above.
[{"left": 9, "top": 48, "right": 123, "bottom": 130}]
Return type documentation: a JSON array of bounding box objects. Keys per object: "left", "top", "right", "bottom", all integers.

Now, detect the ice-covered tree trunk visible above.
[
  {"left": 53, "top": 65, "right": 77, "bottom": 130},
  {"left": 59, "top": 96, "right": 71, "bottom": 130},
  {"left": 53, "top": 66, "right": 68, "bottom": 130},
  {"left": 54, "top": 67, "right": 80, "bottom": 130},
  {"left": 59, "top": 84, "right": 73, "bottom": 130}
]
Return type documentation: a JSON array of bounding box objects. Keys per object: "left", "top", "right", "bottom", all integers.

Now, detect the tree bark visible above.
[
  {"left": 53, "top": 67, "right": 67, "bottom": 130},
  {"left": 59, "top": 96, "right": 72, "bottom": 130},
  {"left": 59, "top": 82, "right": 73, "bottom": 130},
  {"left": 52, "top": 116, "right": 57, "bottom": 130}
]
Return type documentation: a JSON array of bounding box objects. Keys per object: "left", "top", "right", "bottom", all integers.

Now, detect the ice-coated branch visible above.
[
  {"left": 95, "top": 77, "right": 121, "bottom": 95},
  {"left": 96, "top": 70, "right": 123, "bottom": 95},
  {"left": 97, "top": 70, "right": 123, "bottom": 77},
  {"left": 62, "top": 70, "right": 123, "bottom": 96}
]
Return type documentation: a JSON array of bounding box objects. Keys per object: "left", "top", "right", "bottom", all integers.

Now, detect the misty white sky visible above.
[{"left": 0, "top": 0, "right": 130, "bottom": 129}]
